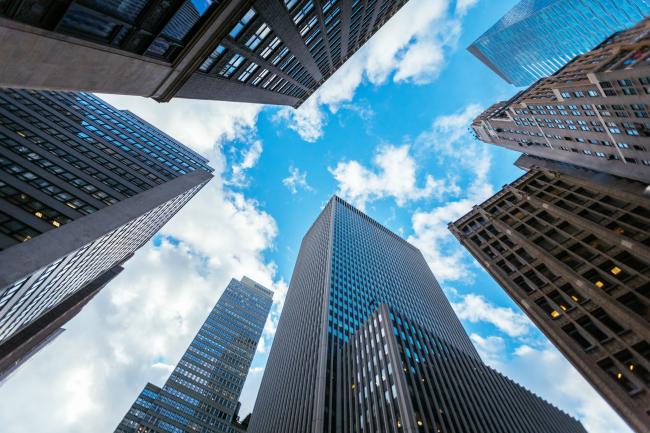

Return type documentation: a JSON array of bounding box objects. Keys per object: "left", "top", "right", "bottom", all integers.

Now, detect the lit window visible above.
[
  {"left": 595, "top": 281, "right": 605, "bottom": 289},
  {"left": 610, "top": 266, "right": 622, "bottom": 275},
  {"left": 550, "top": 310, "right": 560, "bottom": 318}
]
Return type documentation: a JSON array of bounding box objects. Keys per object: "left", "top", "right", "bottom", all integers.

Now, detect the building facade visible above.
[
  {"left": 450, "top": 155, "right": 650, "bottom": 433},
  {"left": 472, "top": 17, "right": 650, "bottom": 184},
  {"left": 0, "top": 89, "right": 213, "bottom": 376},
  {"left": 115, "top": 276, "right": 273, "bottom": 433},
  {"left": 468, "top": 0, "right": 650, "bottom": 86},
  {"left": 340, "top": 305, "right": 586, "bottom": 433},
  {"left": 0, "top": 0, "right": 409, "bottom": 107},
  {"left": 249, "top": 196, "right": 586, "bottom": 433}
]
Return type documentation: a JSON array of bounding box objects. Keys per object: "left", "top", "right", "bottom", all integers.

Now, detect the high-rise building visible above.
[
  {"left": 115, "top": 276, "right": 273, "bottom": 433},
  {"left": 450, "top": 155, "right": 650, "bottom": 433},
  {"left": 472, "top": 18, "right": 650, "bottom": 184},
  {"left": 468, "top": 0, "right": 650, "bottom": 86},
  {"left": 0, "top": 0, "right": 410, "bottom": 107},
  {"left": 249, "top": 196, "right": 587, "bottom": 433},
  {"left": 0, "top": 89, "right": 213, "bottom": 376}
]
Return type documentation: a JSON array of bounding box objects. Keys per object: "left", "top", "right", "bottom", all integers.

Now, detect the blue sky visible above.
[{"left": 0, "top": 1, "right": 634, "bottom": 432}]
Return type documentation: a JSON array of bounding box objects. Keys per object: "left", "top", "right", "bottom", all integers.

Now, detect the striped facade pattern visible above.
[
  {"left": 450, "top": 156, "right": 650, "bottom": 433},
  {"left": 249, "top": 196, "right": 586, "bottom": 433},
  {"left": 341, "top": 305, "right": 587, "bottom": 433},
  {"left": 115, "top": 277, "right": 273, "bottom": 433}
]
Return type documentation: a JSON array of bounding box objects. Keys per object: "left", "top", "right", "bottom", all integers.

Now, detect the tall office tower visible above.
[
  {"left": 0, "top": 0, "right": 410, "bottom": 107},
  {"left": 450, "top": 155, "right": 650, "bottom": 433},
  {"left": 115, "top": 277, "right": 273, "bottom": 433},
  {"left": 472, "top": 18, "right": 650, "bottom": 184},
  {"left": 0, "top": 89, "right": 213, "bottom": 378},
  {"left": 249, "top": 196, "right": 586, "bottom": 433},
  {"left": 468, "top": 0, "right": 650, "bottom": 86}
]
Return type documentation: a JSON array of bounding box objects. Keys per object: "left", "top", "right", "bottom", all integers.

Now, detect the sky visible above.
[{"left": 0, "top": 1, "right": 635, "bottom": 432}]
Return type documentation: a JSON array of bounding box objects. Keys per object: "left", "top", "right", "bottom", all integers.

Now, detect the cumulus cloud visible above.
[
  {"left": 282, "top": 165, "right": 313, "bottom": 194},
  {"left": 275, "top": 0, "right": 478, "bottom": 142},
  {"left": 469, "top": 333, "right": 506, "bottom": 366},
  {"left": 453, "top": 294, "right": 532, "bottom": 337},
  {"left": 407, "top": 104, "right": 493, "bottom": 282},
  {"left": 98, "top": 94, "right": 262, "bottom": 156},
  {"left": 330, "top": 144, "right": 456, "bottom": 211}
]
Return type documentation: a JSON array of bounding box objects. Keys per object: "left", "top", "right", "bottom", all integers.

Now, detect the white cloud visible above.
[
  {"left": 481, "top": 341, "right": 634, "bottom": 433},
  {"left": 275, "top": 0, "right": 479, "bottom": 142},
  {"left": 282, "top": 165, "right": 313, "bottom": 194},
  {"left": 330, "top": 144, "right": 456, "bottom": 211},
  {"left": 469, "top": 333, "right": 506, "bottom": 366},
  {"left": 229, "top": 139, "right": 263, "bottom": 186},
  {"left": 407, "top": 104, "right": 493, "bottom": 282},
  {"left": 453, "top": 294, "right": 532, "bottom": 337},
  {"left": 0, "top": 96, "right": 281, "bottom": 433},
  {"left": 97, "top": 94, "right": 262, "bottom": 155}
]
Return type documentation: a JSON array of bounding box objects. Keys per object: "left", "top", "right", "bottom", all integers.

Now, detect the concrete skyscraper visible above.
[
  {"left": 0, "top": 0, "right": 410, "bottom": 107},
  {"left": 468, "top": 0, "right": 650, "bottom": 86},
  {"left": 248, "top": 196, "right": 586, "bottom": 433},
  {"left": 450, "top": 155, "right": 650, "bottom": 433},
  {"left": 0, "top": 89, "right": 213, "bottom": 380},
  {"left": 115, "top": 276, "right": 273, "bottom": 433},
  {"left": 472, "top": 18, "right": 650, "bottom": 184}
]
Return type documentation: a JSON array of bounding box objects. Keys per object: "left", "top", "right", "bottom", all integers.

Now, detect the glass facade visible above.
[
  {"left": 0, "top": 88, "right": 214, "bottom": 372},
  {"left": 468, "top": 0, "right": 650, "bottom": 86},
  {"left": 249, "top": 196, "right": 585, "bottom": 433},
  {"left": 115, "top": 277, "right": 273, "bottom": 433}
]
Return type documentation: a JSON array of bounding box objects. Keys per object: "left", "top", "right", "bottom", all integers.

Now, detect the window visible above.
[
  {"left": 199, "top": 45, "right": 225, "bottom": 72},
  {"left": 229, "top": 9, "right": 256, "bottom": 39},
  {"left": 245, "top": 23, "right": 271, "bottom": 50},
  {"left": 219, "top": 54, "right": 245, "bottom": 78},
  {"left": 238, "top": 62, "right": 259, "bottom": 82}
]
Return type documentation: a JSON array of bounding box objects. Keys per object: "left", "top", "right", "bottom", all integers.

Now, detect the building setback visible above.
[
  {"left": 248, "top": 195, "right": 586, "bottom": 433},
  {"left": 0, "top": 89, "right": 213, "bottom": 379},
  {"left": 115, "top": 277, "right": 273, "bottom": 433},
  {"left": 341, "top": 305, "right": 586, "bottom": 433},
  {"left": 468, "top": 0, "right": 650, "bottom": 86},
  {"left": 450, "top": 155, "right": 650, "bottom": 433},
  {"left": 472, "top": 18, "right": 650, "bottom": 184},
  {"left": 0, "top": 0, "right": 409, "bottom": 107}
]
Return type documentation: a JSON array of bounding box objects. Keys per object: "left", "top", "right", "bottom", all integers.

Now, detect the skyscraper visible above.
[
  {"left": 0, "top": 0, "right": 410, "bottom": 107},
  {"left": 249, "top": 196, "right": 587, "bottom": 433},
  {"left": 0, "top": 89, "right": 213, "bottom": 376},
  {"left": 115, "top": 276, "right": 273, "bottom": 433},
  {"left": 468, "top": 0, "right": 650, "bottom": 86},
  {"left": 450, "top": 155, "right": 650, "bottom": 433},
  {"left": 472, "top": 18, "right": 650, "bottom": 184}
]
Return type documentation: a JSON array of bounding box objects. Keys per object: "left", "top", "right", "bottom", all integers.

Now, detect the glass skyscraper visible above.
[
  {"left": 115, "top": 276, "right": 273, "bottom": 433},
  {"left": 0, "top": 89, "right": 213, "bottom": 380},
  {"left": 248, "top": 196, "right": 587, "bottom": 433},
  {"left": 468, "top": 0, "right": 650, "bottom": 86}
]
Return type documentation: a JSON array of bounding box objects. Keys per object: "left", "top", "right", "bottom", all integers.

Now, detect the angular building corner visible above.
[
  {"left": 450, "top": 155, "right": 650, "bottom": 433},
  {"left": 248, "top": 195, "right": 587, "bottom": 433},
  {"left": 468, "top": 0, "right": 650, "bottom": 87},
  {"left": 472, "top": 17, "right": 650, "bottom": 185},
  {"left": 115, "top": 276, "right": 273, "bottom": 433},
  {"left": 0, "top": 89, "right": 214, "bottom": 381},
  {"left": 0, "top": 0, "right": 410, "bottom": 107}
]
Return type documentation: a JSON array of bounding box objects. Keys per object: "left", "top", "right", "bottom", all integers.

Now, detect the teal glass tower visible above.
[
  {"left": 115, "top": 277, "right": 273, "bottom": 433},
  {"left": 248, "top": 196, "right": 587, "bottom": 433},
  {"left": 468, "top": 0, "right": 650, "bottom": 86}
]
